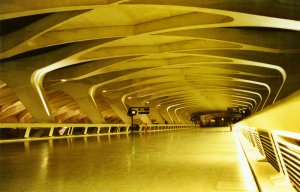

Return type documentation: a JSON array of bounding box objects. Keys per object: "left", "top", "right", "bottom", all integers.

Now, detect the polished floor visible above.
[{"left": 0, "top": 129, "right": 258, "bottom": 192}]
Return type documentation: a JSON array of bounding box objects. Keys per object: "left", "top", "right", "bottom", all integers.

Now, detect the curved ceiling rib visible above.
[{"left": 1, "top": 0, "right": 299, "bottom": 124}]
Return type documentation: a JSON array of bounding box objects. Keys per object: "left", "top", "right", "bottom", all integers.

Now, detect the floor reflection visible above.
[{"left": 0, "top": 130, "right": 258, "bottom": 192}]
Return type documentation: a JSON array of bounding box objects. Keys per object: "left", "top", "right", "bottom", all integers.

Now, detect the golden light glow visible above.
[
  {"left": 31, "top": 69, "right": 51, "bottom": 116},
  {"left": 61, "top": 79, "right": 67, "bottom": 82}
]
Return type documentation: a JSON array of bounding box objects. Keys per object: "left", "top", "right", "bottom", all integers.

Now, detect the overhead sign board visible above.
[
  {"left": 227, "top": 106, "right": 250, "bottom": 114},
  {"left": 227, "top": 107, "right": 240, "bottom": 113},
  {"left": 129, "top": 107, "right": 150, "bottom": 114},
  {"left": 127, "top": 107, "right": 150, "bottom": 116}
]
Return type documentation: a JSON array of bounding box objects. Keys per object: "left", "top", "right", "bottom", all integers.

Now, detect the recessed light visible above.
[
  {"left": 128, "top": 97, "right": 132, "bottom": 99},
  {"left": 61, "top": 79, "right": 67, "bottom": 82},
  {"left": 102, "top": 90, "right": 107, "bottom": 93}
]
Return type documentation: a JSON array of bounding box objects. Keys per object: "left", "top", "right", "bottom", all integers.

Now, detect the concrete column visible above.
[
  {"left": 104, "top": 98, "right": 131, "bottom": 124},
  {"left": 159, "top": 107, "right": 174, "bottom": 124},
  {"left": 0, "top": 69, "right": 54, "bottom": 122},
  {"left": 53, "top": 82, "right": 105, "bottom": 123},
  {"left": 170, "top": 109, "right": 181, "bottom": 124},
  {"left": 176, "top": 109, "right": 190, "bottom": 124},
  {"left": 14, "top": 85, "right": 54, "bottom": 122},
  {"left": 139, "top": 114, "right": 152, "bottom": 124},
  {"left": 149, "top": 106, "right": 164, "bottom": 124},
  {"left": 182, "top": 111, "right": 192, "bottom": 124}
]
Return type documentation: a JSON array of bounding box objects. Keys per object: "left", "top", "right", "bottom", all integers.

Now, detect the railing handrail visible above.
[
  {"left": 235, "top": 124, "right": 300, "bottom": 192},
  {"left": 0, "top": 123, "right": 195, "bottom": 142},
  {"left": 0, "top": 123, "right": 193, "bottom": 128}
]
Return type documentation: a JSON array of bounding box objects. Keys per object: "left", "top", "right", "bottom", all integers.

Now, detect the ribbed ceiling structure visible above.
[{"left": 0, "top": 0, "right": 300, "bottom": 124}]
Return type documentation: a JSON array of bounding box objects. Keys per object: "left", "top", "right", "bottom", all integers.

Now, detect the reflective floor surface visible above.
[{"left": 0, "top": 129, "right": 258, "bottom": 192}]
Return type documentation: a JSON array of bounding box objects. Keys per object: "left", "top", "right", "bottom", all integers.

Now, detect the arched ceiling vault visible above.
[{"left": 0, "top": 0, "right": 300, "bottom": 123}]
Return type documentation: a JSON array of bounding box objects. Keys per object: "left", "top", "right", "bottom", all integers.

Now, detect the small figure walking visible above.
[
  {"left": 229, "top": 121, "right": 233, "bottom": 132},
  {"left": 144, "top": 123, "right": 148, "bottom": 134}
]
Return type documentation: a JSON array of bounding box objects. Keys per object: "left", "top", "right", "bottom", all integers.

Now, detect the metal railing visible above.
[
  {"left": 258, "top": 130, "right": 281, "bottom": 172},
  {"left": 235, "top": 125, "right": 300, "bottom": 192},
  {"left": 0, "top": 123, "right": 194, "bottom": 142},
  {"left": 273, "top": 131, "right": 300, "bottom": 191}
]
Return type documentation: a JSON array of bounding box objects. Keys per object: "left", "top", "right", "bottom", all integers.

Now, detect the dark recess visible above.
[
  {"left": 0, "top": 13, "right": 51, "bottom": 36},
  {"left": 0, "top": 42, "right": 74, "bottom": 62}
]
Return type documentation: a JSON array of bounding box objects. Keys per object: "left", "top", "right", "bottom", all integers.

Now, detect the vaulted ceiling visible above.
[{"left": 1, "top": 0, "right": 300, "bottom": 124}]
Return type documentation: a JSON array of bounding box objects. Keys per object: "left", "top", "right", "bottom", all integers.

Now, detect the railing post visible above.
[
  {"left": 49, "top": 126, "right": 54, "bottom": 137},
  {"left": 84, "top": 126, "right": 88, "bottom": 135},
  {"left": 24, "top": 127, "right": 31, "bottom": 138},
  {"left": 126, "top": 125, "right": 130, "bottom": 132},
  {"left": 70, "top": 127, "right": 74, "bottom": 135},
  {"left": 67, "top": 127, "right": 71, "bottom": 135},
  {"left": 108, "top": 126, "right": 111, "bottom": 133},
  {"left": 97, "top": 126, "right": 101, "bottom": 134}
]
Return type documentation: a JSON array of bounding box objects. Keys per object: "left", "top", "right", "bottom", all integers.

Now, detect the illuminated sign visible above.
[
  {"left": 127, "top": 107, "right": 150, "bottom": 116},
  {"left": 227, "top": 107, "right": 250, "bottom": 114},
  {"left": 227, "top": 107, "right": 240, "bottom": 113}
]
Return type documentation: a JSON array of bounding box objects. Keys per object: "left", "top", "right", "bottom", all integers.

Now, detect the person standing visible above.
[{"left": 144, "top": 123, "right": 148, "bottom": 134}]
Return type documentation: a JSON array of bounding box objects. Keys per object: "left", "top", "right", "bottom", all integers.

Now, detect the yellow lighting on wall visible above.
[{"left": 31, "top": 69, "right": 51, "bottom": 116}]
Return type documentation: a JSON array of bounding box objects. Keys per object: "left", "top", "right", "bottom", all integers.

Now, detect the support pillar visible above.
[
  {"left": 53, "top": 82, "right": 105, "bottom": 123},
  {"left": 105, "top": 98, "right": 131, "bottom": 124}
]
